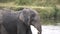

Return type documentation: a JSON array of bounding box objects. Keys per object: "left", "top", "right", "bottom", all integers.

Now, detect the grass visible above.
[
  {"left": 0, "top": 2, "right": 54, "bottom": 9},
  {"left": 0, "top": 2, "right": 16, "bottom": 8}
]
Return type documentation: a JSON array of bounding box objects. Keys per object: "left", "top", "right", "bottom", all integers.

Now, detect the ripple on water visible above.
[{"left": 30, "top": 25, "right": 60, "bottom": 34}]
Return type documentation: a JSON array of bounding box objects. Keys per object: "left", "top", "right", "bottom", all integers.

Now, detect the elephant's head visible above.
[{"left": 19, "top": 8, "right": 42, "bottom": 34}]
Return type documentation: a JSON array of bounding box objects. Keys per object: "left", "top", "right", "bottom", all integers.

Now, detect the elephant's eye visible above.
[{"left": 30, "top": 17, "right": 35, "bottom": 22}]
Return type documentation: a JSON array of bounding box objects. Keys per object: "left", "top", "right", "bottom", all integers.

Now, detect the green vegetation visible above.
[
  {"left": 0, "top": 0, "right": 14, "bottom": 3},
  {"left": 0, "top": 0, "right": 60, "bottom": 25}
]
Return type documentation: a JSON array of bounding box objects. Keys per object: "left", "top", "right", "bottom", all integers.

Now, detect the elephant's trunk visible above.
[
  {"left": 35, "top": 23, "right": 42, "bottom": 34},
  {"left": 31, "top": 12, "right": 42, "bottom": 34}
]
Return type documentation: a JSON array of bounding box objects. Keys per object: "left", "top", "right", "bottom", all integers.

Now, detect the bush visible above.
[
  {"left": 34, "top": 6, "right": 59, "bottom": 25},
  {"left": 0, "top": 0, "right": 14, "bottom": 3},
  {"left": 15, "top": 0, "right": 32, "bottom": 5}
]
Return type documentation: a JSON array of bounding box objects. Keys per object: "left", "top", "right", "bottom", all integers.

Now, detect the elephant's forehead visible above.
[
  {"left": 22, "top": 8, "right": 32, "bottom": 13},
  {"left": 23, "top": 8, "right": 38, "bottom": 15}
]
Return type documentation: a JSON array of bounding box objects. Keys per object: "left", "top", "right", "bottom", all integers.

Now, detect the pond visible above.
[{"left": 30, "top": 25, "right": 60, "bottom": 34}]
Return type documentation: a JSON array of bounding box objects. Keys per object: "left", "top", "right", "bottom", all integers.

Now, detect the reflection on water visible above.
[
  {"left": 42, "top": 25, "right": 60, "bottom": 34},
  {"left": 30, "top": 25, "right": 60, "bottom": 34}
]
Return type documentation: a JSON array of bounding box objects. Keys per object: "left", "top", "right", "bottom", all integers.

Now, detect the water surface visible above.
[{"left": 30, "top": 25, "right": 60, "bottom": 34}]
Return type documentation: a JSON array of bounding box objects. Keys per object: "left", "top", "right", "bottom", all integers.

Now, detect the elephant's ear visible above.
[
  {"left": 19, "top": 11, "right": 30, "bottom": 26},
  {"left": 19, "top": 12, "right": 25, "bottom": 22}
]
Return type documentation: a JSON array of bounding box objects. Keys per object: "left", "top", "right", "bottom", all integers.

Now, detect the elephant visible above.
[{"left": 0, "top": 8, "right": 42, "bottom": 34}]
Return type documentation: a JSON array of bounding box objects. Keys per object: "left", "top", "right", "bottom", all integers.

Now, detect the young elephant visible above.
[
  {"left": 0, "top": 8, "right": 42, "bottom": 34},
  {"left": 19, "top": 8, "right": 42, "bottom": 34}
]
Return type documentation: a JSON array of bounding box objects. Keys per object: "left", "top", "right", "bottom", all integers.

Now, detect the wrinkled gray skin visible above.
[{"left": 0, "top": 8, "right": 42, "bottom": 34}]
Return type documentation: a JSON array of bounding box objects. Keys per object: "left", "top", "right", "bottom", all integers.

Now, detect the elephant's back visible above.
[{"left": 2, "top": 9, "right": 18, "bottom": 34}]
